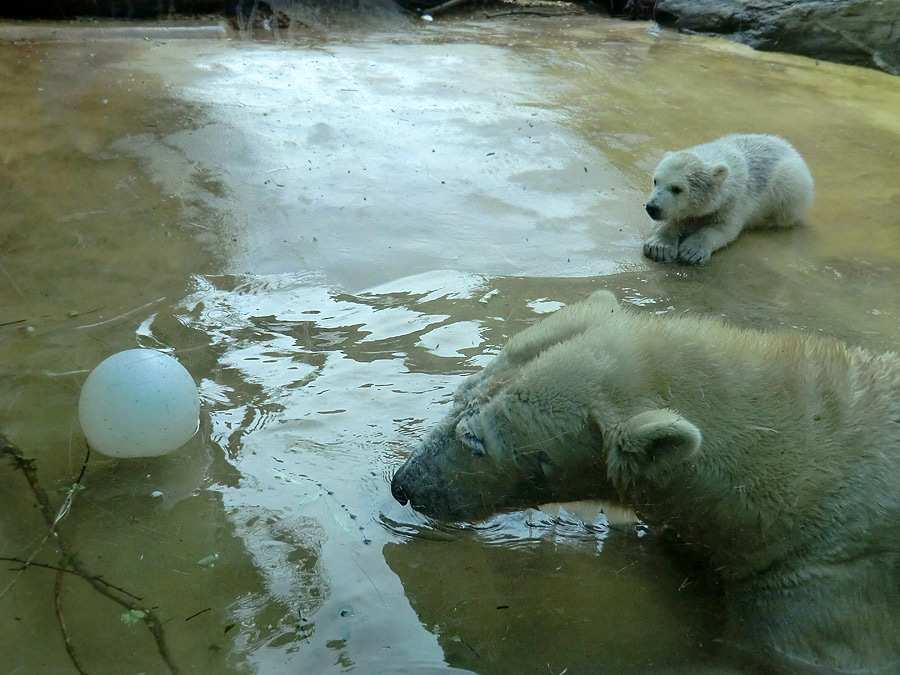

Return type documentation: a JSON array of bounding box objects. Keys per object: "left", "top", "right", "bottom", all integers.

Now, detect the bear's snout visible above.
[
  {"left": 390, "top": 468, "right": 410, "bottom": 506},
  {"left": 645, "top": 202, "right": 663, "bottom": 220}
]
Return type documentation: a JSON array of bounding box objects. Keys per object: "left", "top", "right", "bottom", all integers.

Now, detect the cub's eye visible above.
[
  {"left": 670, "top": 185, "right": 683, "bottom": 195},
  {"left": 652, "top": 178, "right": 658, "bottom": 186}
]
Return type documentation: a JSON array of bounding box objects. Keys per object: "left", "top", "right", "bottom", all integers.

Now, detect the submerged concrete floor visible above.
[{"left": 1, "top": 12, "right": 899, "bottom": 674}]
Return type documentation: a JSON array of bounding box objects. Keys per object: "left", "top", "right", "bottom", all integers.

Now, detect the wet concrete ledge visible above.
[
  {"left": 0, "top": 21, "right": 231, "bottom": 40},
  {"left": 0, "top": 0, "right": 896, "bottom": 76}
]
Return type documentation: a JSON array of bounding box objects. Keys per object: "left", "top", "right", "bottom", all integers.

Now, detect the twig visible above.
[
  {"left": 484, "top": 10, "right": 579, "bottom": 18},
  {"left": 0, "top": 433, "right": 179, "bottom": 674},
  {"left": 75, "top": 296, "right": 166, "bottom": 330},
  {"left": 0, "top": 259, "right": 25, "bottom": 297},
  {"left": 56, "top": 569, "right": 90, "bottom": 675},
  {"left": 353, "top": 557, "right": 386, "bottom": 606},
  {"left": 184, "top": 607, "right": 212, "bottom": 622},
  {"left": 0, "top": 557, "right": 143, "bottom": 601},
  {"left": 459, "top": 635, "right": 479, "bottom": 656},
  {"left": 0, "top": 446, "right": 67, "bottom": 600}
]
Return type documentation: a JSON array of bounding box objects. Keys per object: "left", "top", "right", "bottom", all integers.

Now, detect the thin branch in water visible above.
[
  {"left": 0, "top": 444, "right": 70, "bottom": 601},
  {"left": 0, "top": 433, "right": 180, "bottom": 674},
  {"left": 0, "top": 259, "right": 25, "bottom": 297},
  {"left": 76, "top": 296, "right": 166, "bottom": 330},
  {"left": 184, "top": 607, "right": 212, "bottom": 622},
  {"left": 0, "top": 318, "right": 27, "bottom": 327},
  {"left": 0, "top": 557, "right": 143, "bottom": 601},
  {"left": 56, "top": 569, "right": 90, "bottom": 675},
  {"left": 44, "top": 369, "right": 92, "bottom": 378},
  {"left": 485, "top": 9, "right": 580, "bottom": 18}
]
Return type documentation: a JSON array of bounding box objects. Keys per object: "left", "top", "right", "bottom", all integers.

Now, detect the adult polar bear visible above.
[
  {"left": 643, "top": 134, "right": 814, "bottom": 265},
  {"left": 391, "top": 291, "right": 900, "bottom": 674}
]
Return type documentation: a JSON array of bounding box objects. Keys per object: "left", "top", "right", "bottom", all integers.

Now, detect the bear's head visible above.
[
  {"left": 391, "top": 292, "right": 703, "bottom": 521},
  {"left": 645, "top": 151, "right": 729, "bottom": 222}
]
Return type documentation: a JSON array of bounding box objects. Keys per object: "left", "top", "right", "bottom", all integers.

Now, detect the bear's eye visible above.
[
  {"left": 459, "top": 431, "right": 486, "bottom": 456},
  {"left": 670, "top": 185, "right": 683, "bottom": 195},
  {"left": 652, "top": 178, "right": 658, "bottom": 186},
  {"left": 456, "top": 420, "right": 487, "bottom": 457}
]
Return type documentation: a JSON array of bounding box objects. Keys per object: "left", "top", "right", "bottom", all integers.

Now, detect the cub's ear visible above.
[
  {"left": 711, "top": 162, "right": 729, "bottom": 184},
  {"left": 606, "top": 409, "right": 702, "bottom": 492}
]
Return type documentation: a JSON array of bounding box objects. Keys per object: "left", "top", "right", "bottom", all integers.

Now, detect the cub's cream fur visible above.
[{"left": 644, "top": 134, "right": 814, "bottom": 265}]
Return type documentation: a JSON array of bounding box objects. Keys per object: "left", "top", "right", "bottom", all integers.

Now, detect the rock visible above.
[{"left": 654, "top": 0, "right": 900, "bottom": 76}]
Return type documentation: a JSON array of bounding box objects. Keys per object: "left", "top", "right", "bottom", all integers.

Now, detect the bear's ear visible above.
[
  {"left": 711, "top": 162, "right": 729, "bottom": 184},
  {"left": 496, "top": 291, "right": 621, "bottom": 371},
  {"left": 606, "top": 409, "right": 702, "bottom": 492},
  {"left": 586, "top": 290, "right": 621, "bottom": 311}
]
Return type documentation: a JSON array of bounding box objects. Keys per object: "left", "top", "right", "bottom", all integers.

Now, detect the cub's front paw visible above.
[
  {"left": 677, "top": 242, "right": 712, "bottom": 266},
  {"left": 643, "top": 235, "right": 679, "bottom": 263}
]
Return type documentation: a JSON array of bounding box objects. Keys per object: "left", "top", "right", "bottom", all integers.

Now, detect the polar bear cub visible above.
[{"left": 643, "top": 133, "right": 814, "bottom": 265}]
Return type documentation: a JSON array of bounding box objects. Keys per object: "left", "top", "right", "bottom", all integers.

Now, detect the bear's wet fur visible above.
[
  {"left": 392, "top": 291, "right": 900, "bottom": 674},
  {"left": 643, "top": 134, "right": 814, "bottom": 265}
]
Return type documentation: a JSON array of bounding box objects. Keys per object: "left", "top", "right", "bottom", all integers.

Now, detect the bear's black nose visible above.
[
  {"left": 390, "top": 473, "right": 409, "bottom": 506},
  {"left": 645, "top": 203, "right": 662, "bottom": 220}
]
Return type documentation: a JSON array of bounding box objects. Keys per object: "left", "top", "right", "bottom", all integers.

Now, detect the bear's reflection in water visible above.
[{"left": 384, "top": 526, "right": 729, "bottom": 675}]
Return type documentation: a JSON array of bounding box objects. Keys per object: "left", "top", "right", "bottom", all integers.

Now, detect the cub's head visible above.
[
  {"left": 645, "top": 150, "right": 729, "bottom": 222},
  {"left": 390, "top": 292, "right": 702, "bottom": 521}
]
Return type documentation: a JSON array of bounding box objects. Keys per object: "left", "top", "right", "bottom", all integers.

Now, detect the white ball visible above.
[{"left": 78, "top": 349, "right": 200, "bottom": 458}]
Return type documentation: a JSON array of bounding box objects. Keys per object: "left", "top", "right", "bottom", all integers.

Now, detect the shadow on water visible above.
[
  {"left": 0, "top": 8, "right": 899, "bottom": 675},
  {"left": 383, "top": 530, "right": 726, "bottom": 675}
]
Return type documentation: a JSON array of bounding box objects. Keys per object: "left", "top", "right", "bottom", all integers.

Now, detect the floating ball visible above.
[{"left": 78, "top": 349, "right": 200, "bottom": 458}]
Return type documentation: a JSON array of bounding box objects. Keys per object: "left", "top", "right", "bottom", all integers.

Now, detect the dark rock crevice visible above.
[{"left": 649, "top": 0, "right": 900, "bottom": 76}]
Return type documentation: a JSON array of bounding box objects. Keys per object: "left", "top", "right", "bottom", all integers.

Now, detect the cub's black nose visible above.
[
  {"left": 390, "top": 473, "right": 409, "bottom": 506},
  {"left": 645, "top": 203, "right": 662, "bottom": 220}
]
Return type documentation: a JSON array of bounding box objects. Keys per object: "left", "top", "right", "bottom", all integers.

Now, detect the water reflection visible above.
[
  {"left": 383, "top": 532, "right": 725, "bottom": 675},
  {"left": 168, "top": 263, "right": 899, "bottom": 672},
  {"left": 1, "top": 11, "right": 899, "bottom": 675},
  {"left": 146, "top": 270, "right": 734, "bottom": 673},
  {"left": 149, "top": 271, "right": 495, "bottom": 671}
]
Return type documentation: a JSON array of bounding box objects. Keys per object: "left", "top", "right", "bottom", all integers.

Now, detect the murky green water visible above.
[{"left": 1, "top": 12, "right": 898, "bottom": 674}]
